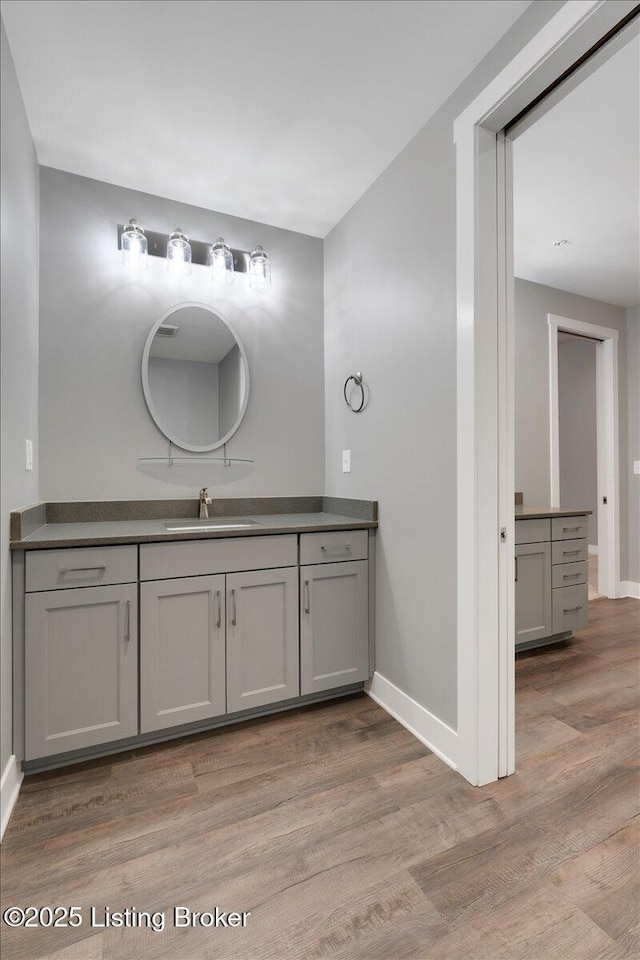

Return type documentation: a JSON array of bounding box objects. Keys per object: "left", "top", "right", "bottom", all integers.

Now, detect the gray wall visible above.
[
  {"left": 219, "top": 344, "right": 241, "bottom": 438},
  {"left": 627, "top": 304, "right": 640, "bottom": 584},
  {"left": 324, "top": 2, "right": 564, "bottom": 732},
  {"left": 514, "top": 278, "right": 630, "bottom": 578},
  {"left": 38, "top": 167, "right": 325, "bottom": 501},
  {"left": 0, "top": 20, "right": 39, "bottom": 773},
  {"left": 558, "top": 338, "right": 598, "bottom": 546},
  {"left": 148, "top": 357, "right": 220, "bottom": 447}
]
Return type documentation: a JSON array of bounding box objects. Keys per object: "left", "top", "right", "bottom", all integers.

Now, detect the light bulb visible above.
[
  {"left": 249, "top": 245, "right": 271, "bottom": 290},
  {"left": 166, "top": 228, "right": 192, "bottom": 277},
  {"left": 209, "top": 237, "right": 235, "bottom": 285},
  {"left": 121, "top": 218, "right": 148, "bottom": 270}
]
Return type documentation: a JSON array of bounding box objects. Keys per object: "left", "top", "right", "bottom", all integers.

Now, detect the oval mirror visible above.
[{"left": 142, "top": 303, "right": 249, "bottom": 452}]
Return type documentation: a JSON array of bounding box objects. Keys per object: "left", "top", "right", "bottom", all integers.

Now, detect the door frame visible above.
[
  {"left": 548, "top": 314, "right": 620, "bottom": 599},
  {"left": 453, "top": 0, "right": 637, "bottom": 786}
]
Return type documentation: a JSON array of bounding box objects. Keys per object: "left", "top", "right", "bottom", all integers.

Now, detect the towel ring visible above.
[{"left": 344, "top": 372, "right": 366, "bottom": 413}]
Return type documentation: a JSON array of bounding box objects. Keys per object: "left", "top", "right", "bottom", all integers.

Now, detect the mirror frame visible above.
[{"left": 141, "top": 301, "right": 250, "bottom": 453}]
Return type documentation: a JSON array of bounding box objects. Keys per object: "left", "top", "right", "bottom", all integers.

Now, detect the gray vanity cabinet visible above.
[
  {"left": 25, "top": 583, "right": 138, "bottom": 760},
  {"left": 140, "top": 575, "right": 226, "bottom": 733},
  {"left": 300, "top": 560, "right": 369, "bottom": 695},
  {"left": 514, "top": 541, "right": 553, "bottom": 646},
  {"left": 226, "top": 567, "right": 299, "bottom": 713}
]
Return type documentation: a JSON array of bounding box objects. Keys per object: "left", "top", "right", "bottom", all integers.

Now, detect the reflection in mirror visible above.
[{"left": 142, "top": 304, "right": 249, "bottom": 452}]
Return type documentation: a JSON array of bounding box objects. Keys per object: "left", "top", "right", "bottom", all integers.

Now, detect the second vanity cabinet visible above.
[{"left": 20, "top": 527, "right": 372, "bottom": 765}]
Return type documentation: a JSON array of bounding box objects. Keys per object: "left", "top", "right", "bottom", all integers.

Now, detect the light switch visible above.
[
  {"left": 342, "top": 450, "right": 351, "bottom": 473},
  {"left": 25, "top": 439, "right": 33, "bottom": 472},
  {"left": 634, "top": 461, "right": 640, "bottom": 475}
]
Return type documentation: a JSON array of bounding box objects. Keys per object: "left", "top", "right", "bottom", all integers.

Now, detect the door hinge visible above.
[{"left": 500, "top": 527, "right": 507, "bottom": 543}]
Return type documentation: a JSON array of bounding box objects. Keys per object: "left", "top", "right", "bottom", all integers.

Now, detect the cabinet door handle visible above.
[
  {"left": 60, "top": 565, "right": 106, "bottom": 575},
  {"left": 231, "top": 589, "right": 237, "bottom": 627},
  {"left": 562, "top": 526, "right": 580, "bottom": 533},
  {"left": 304, "top": 580, "right": 310, "bottom": 614},
  {"left": 563, "top": 549, "right": 581, "bottom": 556},
  {"left": 514, "top": 557, "right": 518, "bottom": 582},
  {"left": 563, "top": 572, "right": 581, "bottom": 580},
  {"left": 124, "top": 600, "right": 131, "bottom": 642},
  {"left": 216, "top": 590, "right": 222, "bottom": 629},
  {"left": 563, "top": 605, "right": 583, "bottom": 614}
]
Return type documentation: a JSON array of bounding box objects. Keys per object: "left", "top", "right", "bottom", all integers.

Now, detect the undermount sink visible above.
[{"left": 164, "top": 518, "right": 261, "bottom": 532}]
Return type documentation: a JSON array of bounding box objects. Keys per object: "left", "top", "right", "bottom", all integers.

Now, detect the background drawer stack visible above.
[{"left": 551, "top": 516, "right": 588, "bottom": 634}]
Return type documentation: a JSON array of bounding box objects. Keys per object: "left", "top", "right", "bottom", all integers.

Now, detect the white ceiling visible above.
[
  {"left": 1, "top": 0, "right": 531, "bottom": 238},
  {"left": 150, "top": 306, "right": 237, "bottom": 363},
  {"left": 513, "top": 34, "right": 640, "bottom": 308}
]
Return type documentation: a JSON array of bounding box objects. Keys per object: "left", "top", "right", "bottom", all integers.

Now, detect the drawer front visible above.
[
  {"left": 515, "top": 519, "right": 550, "bottom": 545},
  {"left": 552, "top": 560, "right": 587, "bottom": 589},
  {"left": 300, "top": 530, "right": 368, "bottom": 566},
  {"left": 140, "top": 535, "right": 297, "bottom": 581},
  {"left": 551, "top": 515, "right": 589, "bottom": 541},
  {"left": 552, "top": 583, "right": 588, "bottom": 634},
  {"left": 552, "top": 539, "right": 588, "bottom": 565},
  {"left": 26, "top": 545, "right": 137, "bottom": 593}
]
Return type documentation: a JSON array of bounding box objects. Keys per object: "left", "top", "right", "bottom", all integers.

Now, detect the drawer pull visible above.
[
  {"left": 563, "top": 605, "right": 583, "bottom": 614},
  {"left": 216, "top": 590, "right": 222, "bottom": 629},
  {"left": 563, "top": 572, "right": 581, "bottom": 580},
  {"left": 60, "top": 565, "right": 107, "bottom": 575},
  {"left": 231, "top": 589, "right": 237, "bottom": 627},
  {"left": 304, "top": 580, "right": 310, "bottom": 614},
  {"left": 124, "top": 600, "right": 131, "bottom": 642},
  {"left": 321, "top": 545, "right": 351, "bottom": 556},
  {"left": 563, "top": 526, "right": 581, "bottom": 533},
  {"left": 563, "top": 549, "right": 581, "bottom": 556}
]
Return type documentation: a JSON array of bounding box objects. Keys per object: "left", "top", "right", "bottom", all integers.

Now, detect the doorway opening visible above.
[{"left": 454, "top": 1, "right": 639, "bottom": 787}]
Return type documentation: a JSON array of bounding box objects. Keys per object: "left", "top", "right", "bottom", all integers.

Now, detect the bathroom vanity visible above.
[
  {"left": 515, "top": 506, "right": 591, "bottom": 651},
  {"left": 10, "top": 497, "right": 377, "bottom": 770}
]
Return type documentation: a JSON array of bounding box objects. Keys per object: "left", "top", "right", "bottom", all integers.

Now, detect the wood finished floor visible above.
[{"left": 1, "top": 596, "right": 638, "bottom": 960}]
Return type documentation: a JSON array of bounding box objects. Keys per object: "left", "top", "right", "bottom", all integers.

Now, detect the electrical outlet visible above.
[
  {"left": 634, "top": 461, "right": 640, "bottom": 475},
  {"left": 25, "top": 439, "right": 33, "bottom": 472},
  {"left": 342, "top": 450, "right": 351, "bottom": 473}
]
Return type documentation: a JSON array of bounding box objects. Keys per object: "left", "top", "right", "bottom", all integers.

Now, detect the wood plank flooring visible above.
[{"left": 1, "top": 596, "right": 638, "bottom": 960}]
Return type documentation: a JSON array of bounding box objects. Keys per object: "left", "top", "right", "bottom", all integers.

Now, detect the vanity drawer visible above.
[
  {"left": 552, "top": 560, "right": 587, "bottom": 589},
  {"left": 299, "top": 530, "right": 368, "bottom": 565},
  {"left": 515, "top": 519, "right": 550, "bottom": 544},
  {"left": 552, "top": 583, "right": 588, "bottom": 634},
  {"left": 552, "top": 539, "right": 588, "bottom": 565},
  {"left": 140, "top": 535, "right": 297, "bottom": 581},
  {"left": 551, "top": 515, "right": 588, "bottom": 541},
  {"left": 26, "top": 545, "right": 137, "bottom": 593}
]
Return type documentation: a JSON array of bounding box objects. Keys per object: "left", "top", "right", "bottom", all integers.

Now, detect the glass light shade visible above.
[
  {"left": 209, "top": 237, "right": 235, "bottom": 285},
  {"left": 249, "top": 245, "right": 271, "bottom": 290},
  {"left": 166, "top": 228, "right": 192, "bottom": 277},
  {"left": 121, "top": 218, "right": 148, "bottom": 270}
]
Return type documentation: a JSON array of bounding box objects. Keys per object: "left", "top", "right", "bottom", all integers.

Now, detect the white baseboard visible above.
[
  {"left": 366, "top": 672, "right": 458, "bottom": 771},
  {"left": 618, "top": 581, "right": 640, "bottom": 599},
  {"left": 0, "top": 755, "right": 22, "bottom": 841},
  {"left": 588, "top": 545, "right": 598, "bottom": 556}
]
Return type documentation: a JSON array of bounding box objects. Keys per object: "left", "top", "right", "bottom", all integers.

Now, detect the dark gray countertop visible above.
[
  {"left": 515, "top": 506, "right": 592, "bottom": 520},
  {"left": 10, "top": 498, "right": 378, "bottom": 550}
]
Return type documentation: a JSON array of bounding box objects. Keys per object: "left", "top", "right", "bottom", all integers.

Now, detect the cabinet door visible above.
[
  {"left": 25, "top": 584, "right": 138, "bottom": 760},
  {"left": 515, "top": 541, "right": 552, "bottom": 647},
  {"left": 226, "top": 567, "right": 298, "bottom": 713},
  {"left": 301, "top": 560, "right": 369, "bottom": 695},
  {"left": 140, "top": 575, "right": 226, "bottom": 733}
]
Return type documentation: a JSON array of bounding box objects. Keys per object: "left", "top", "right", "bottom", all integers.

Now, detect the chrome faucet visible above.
[{"left": 199, "top": 487, "right": 212, "bottom": 520}]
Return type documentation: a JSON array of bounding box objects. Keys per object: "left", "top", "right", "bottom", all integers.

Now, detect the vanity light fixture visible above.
[
  {"left": 118, "top": 223, "right": 271, "bottom": 288},
  {"left": 166, "top": 228, "right": 192, "bottom": 277},
  {"left": 121, "top": 218, "right": 148, "bottom": 270},
  {"left": 249, "top": 245, "right": 271, "bottom": 290},
  {"left": 209, "top": 237, "right": 235, "bottom": 285}
]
